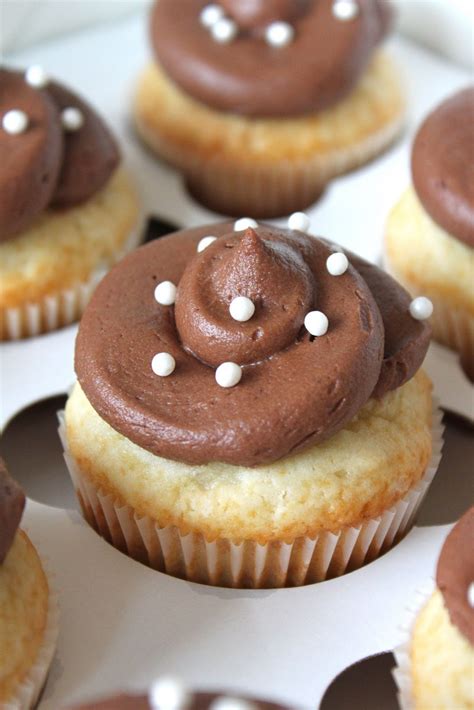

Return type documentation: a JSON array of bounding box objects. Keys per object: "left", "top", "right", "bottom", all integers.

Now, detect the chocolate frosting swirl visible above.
[
  {"left": 67, "top": 691, "right": 288, "bottom": 710},
  {"left": 150, "top": 0, "right": 393, "bottom": 117},
  {"left": 436, "top": 507, "right": 474, "bottom": 646},
  {"left": 0, "top": 458, "right": 25, "bottom": 564},
  {"left": 0, "top": 68, "right": 120, "bottom": 242},
  {"left": 412, "top": 87, "right": 474, "bottom": 248},
  {"left": 76, "top": 223, "right": 430, "bottom": 467}
]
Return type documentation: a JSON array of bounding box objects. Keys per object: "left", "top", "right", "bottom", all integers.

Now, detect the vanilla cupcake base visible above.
[
  {"left": 0, "top": 168, "right": 141, "bottom": 341},
  {"left": 59, "top": 375, "right": 443, "bottom": 588},
  {"left": 385, "top": 187, "right": 474, "bottom": 380},
  {"left": 393, "top": 584, "right": 474, "bottom": 710},
  {"left": 0, "top": 532, "right": 59, "bottom": 710},
  {"left": 134, "top": 52, "right": 405, "bottom": 218}
]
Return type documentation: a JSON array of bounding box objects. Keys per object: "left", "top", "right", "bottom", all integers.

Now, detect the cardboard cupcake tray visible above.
[{"left": 1, "top": 11, "right": 473, "bottom": 709}]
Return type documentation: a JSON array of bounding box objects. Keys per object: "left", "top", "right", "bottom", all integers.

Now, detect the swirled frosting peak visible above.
[
  {"left": 76, "top": 221, "right": 431, "bottom": 466},
  {"left": 150, "top": 0, "right": 393, "bottom": 118},
  {"left": 0, "top": 67, "right": 119, "bottom": 242}
]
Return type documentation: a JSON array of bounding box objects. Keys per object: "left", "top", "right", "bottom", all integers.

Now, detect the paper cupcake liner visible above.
[
  {"left": 136, "top": 111, "right": 404, "bottom": 219},
  {"left": 58, "top": 404, "right": 443, "bottom": 589},
  {"left": 4, "top": 546, "right": 60, "bottom": 710},
  {"left": 391, "top": 580, "right": 435, "bottom": 710},
  {"left": 0, "top": 228, "right": 141, "bottom": 342}
]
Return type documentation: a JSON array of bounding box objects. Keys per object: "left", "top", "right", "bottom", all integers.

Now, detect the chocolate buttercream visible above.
[
  {"left": 436, "top": 507, "right": 474, "bottom": 646},
  {"left": 0, "top": 458, "right": 25, "bottom": 564},
  {"left": 75, "top": 223, "right": 430, "bottom": 467},
  {"left": 0, "top": 67, "right": 120, "bottom": 241},
  {"left": 150, "top": 0, "right": 393, "bottom": 118},
  {"left": 67, "top": 690, "right": 288, "bottom": 710},
  {"left": 412, "top": 87, "right": 474, "bottom": 248}
]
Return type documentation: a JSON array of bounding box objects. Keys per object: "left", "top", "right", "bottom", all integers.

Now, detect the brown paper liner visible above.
[
  {"left": 5, "top": 551, "right": 60, "bottom": 710},
  {"left": 136, "top": 112, "right": 404, "bottom": 219},
  {"left": 392, "top": 581, "right": 435, "bottom": 710},
  {"left": 0, "top": 229, "right": 141, "bottom": 341},
  {"left": 58, "top": 405, "right": 443, "bottom": 589}
]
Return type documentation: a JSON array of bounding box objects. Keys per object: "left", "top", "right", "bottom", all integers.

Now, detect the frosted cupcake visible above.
[
  {"left": 394, "top": 508, "right": 474, "bottom": 709},
  {"left": 134, "top": 0, "right": 404, "bottom": 218},
  {"left": 385, "top": 88, "right": 474, "bottom": 380},
  {"left": 62, "top": 218, "right": 441, "bottom": 588},
  {"left": 0, "top": 66, "right": 140, "bottom": 340},
  {"left": 0, "top": 458, "right": 59, "bottom": 708}
]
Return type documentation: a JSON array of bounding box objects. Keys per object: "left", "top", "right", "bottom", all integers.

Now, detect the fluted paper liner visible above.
[
  {"left": 58, "top": 405, "right": 443, "bottom": 589},
  {"left": 1, "top": 229, "right": 141, "bottom": 341},
  {"left": 5, "top": 549, "right": 60, "bottom": 710},
  {"left": 392, "top": 581, "right": 435, "bottom": 710}
]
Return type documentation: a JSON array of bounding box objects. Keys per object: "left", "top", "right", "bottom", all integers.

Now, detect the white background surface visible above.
[{"left": 0, "top": 7, "right": 473, "bottom": 709}]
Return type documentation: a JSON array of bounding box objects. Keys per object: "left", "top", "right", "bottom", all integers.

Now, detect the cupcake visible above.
[
  {"left": 0, "top": 66, "right": 140, "bottom": 341},
  {"left": 385, "top": 88, "right": 474, "bottom": 381},
  {"left": 393, "top": 508, "right": 474, "bottom": 709},
  {"left": 66, "top": 677, "right": 289, "bottom": 710},
  {"left": 62, "top": 218, "right": 441, "bottom": 589},
  {"left": 0, "top": 458, "right": 59, "bottom": 709},
  {"left": 134, "top": 0, "right": 404, "bottom": 218}
]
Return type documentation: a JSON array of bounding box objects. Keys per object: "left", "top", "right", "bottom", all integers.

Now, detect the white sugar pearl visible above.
[
  {"left": 25, "top": 65, "right": 49, "bottom": 88},
  {"left": 2, "top": 109, "right": 28, "bottom": 135},
  {"left": 288, "top": 212, "right": 311, "bottom": 233},
  {"left": 265, "top": 21, "right": 294, "bottom": 47},
  {"left": 409, "top": 296, "right": 433, "bottom": 321},
  {"left": 332, "top": 0, "right": 359, "bottom": 21},
  {"left": 211, "top": 17, "right": 238, "bottom": 43},
  {"left": 149, "top": 676, "right": 189, "bottom": 710},
  {"left": 154, "top": 280, "right": 177, "bottom": 306},
  {"left": 326, "top": 252, "right": 349, "bottom": 276},
  {"left": 200, "top": 4, "right": 225, "bottom": 27},
  {"left": 197, "top": 235, "right": 217, "bottom": 252},
  {"left": 151, "top": 352, "right": 176, "bottom": 377},
  {"left": 304, "top": 310, "right": 329, "bottom": 336},
  {"left": 234, "top": 217, "right": 258, "bottom": 231},
  {"left": 210, "top": 698, "right": 258, "bottom": 710},
  {"left": 229, "top": 296, "right": 255, "bottom": 322},
  {"left": 61, "top": 107, "right": 84, "bottom": 131},
  {"left": 215, "top": 362, "right": 242, "bottom": 388},
  {"left": 468, "top": 582, "right": 474, "bottom": 608}
]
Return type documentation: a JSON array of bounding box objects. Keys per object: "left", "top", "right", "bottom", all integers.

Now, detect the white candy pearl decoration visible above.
[
  {"left": 326, "top": 252, "right": 349, "bottom": 276},
  {"left": 468, "top": 582, "right": 474, "bottom": 608},
  {"left": 409, "top": 296, "right": 433, "bottom": 321},
  {"left": 234, "top": 217, "right": 258, "bottom": 231},
  {"left": 151, "top": 352, "right": 176, "bottom": 377},
  {"left": 200, "top": 4, "right": 225, "bottom": 27},
  {"left": 154, "top": 280, "right": 177, "bottom": 306},
  {"left": 332, "top": 0, "right": 359, "bottom": 21},
  {"left": 61, "top": 107, "right": 84, "bottom": 131},
  {"left": 304, "top": 310, "right": 329, "bottom": 336},
  {"left": 215, "top": 362, "right": 242, "bottom": 388},
  {"left": 148, "top": 676, "right": 189, "bottom": 710},
  {"left": 229, "top": 296, "right": 255, "bottom": 322},
  {"left": 25, "top": 65, "right": 49, "bottom": 88},
  {"left": 197, "top": 235, "right": 217, "bottom": 252},
  {"left": 2, "top": 109, "right": 28, "bottom": 135},
  {"left": 211, "top": 17, "right": 238, "bottom": 43},
  {"left": 210, "top": 699, "right": 257, "bottom": 710},
  {"left": 288, "top": 212, "right": 311, "bottom": 233},
  {"left": 265, "top": 21, "right": 294, "bottom": 47}
]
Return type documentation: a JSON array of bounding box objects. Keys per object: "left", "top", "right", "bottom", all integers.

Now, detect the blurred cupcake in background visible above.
[
  {"left": 0, "top": 458, "right": 59, "bottom": 709},
  {"left": 0, "top": 66, "right": 140, "bottom": 341},
  {"left": 134, "top": 0, "right": 404, "bottom": 218},
  {"left": 393, "top": 507, "right": 474, "bottom": 710},
  {"left": 385, "top": 88, "right": 474, "bottom": 381}
]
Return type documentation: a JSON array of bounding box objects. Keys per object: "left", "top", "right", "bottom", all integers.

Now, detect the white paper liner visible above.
[
  {"left": 58, "top": 404, "right": 443, "bottom": 589},
  {"left": 1, "top": 228, "right": 141, "bottom": 341},
  {"left": 391, "top": 580, "right": 436, "bottom": 710},
  {"left": 4, "top": 542, "right": 60, "bottom": 710}
]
